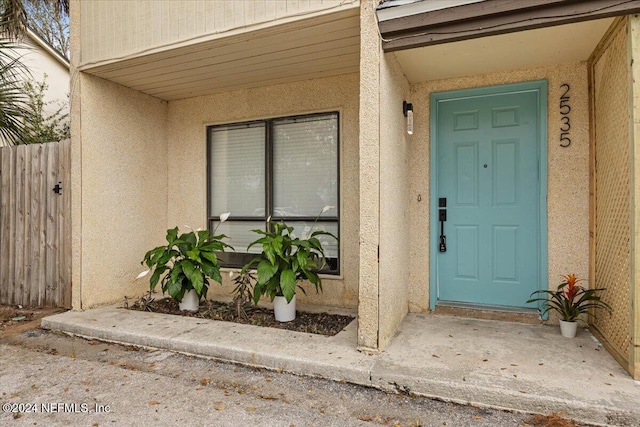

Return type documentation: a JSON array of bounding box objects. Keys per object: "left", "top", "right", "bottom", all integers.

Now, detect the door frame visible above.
[{"left": 429, "top": 80, "right": 548, "bottom": 311}]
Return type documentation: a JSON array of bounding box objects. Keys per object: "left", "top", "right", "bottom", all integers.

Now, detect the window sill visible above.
[{"left": 221, "top": 267, "right": 343, "bottom": 281}]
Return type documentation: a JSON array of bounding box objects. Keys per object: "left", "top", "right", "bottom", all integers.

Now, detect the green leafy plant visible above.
[
  {"left": 16, "top": 75, "right": 70, "bottom": 144},
  {"left": 137, "top": 215, "right": 232, "bottom": 303},
  {"left": 0, "top": 38, "right": 30, "bottom": 145},
  {"left": 527, "top": 274, "right": 612, "bottom": 322},
  {"left": 242, "top": 207, "right": 338, "bottom": 304}
]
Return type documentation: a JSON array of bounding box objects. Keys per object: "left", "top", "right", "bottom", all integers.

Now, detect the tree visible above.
[
  {"left": 0, "top": 0, "right": 68, "bottom": 145},
  {"left": 16, "top": 74, "right": 69, "bottom": 144},
  {"left": 23, "top": 0, "right": 69, "bottom": 58},
  {"left": 0, "top": 39, "right": 30, "bottom": 145},
  {"left": 0, "top": 0, "right": 68, "bottom": 38}
]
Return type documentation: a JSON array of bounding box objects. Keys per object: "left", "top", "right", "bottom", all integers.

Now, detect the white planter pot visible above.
[
  {"left": 179, "top": 289, "right": 199, "bottom": 312},
  {"left": 559, "top": 319, "right": 578, "bottom": 338},
  {"left": 273, "top": 294, "right": 296, "bottom": 322}
]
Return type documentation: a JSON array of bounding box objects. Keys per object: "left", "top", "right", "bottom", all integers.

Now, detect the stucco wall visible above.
[
  {"left": 358, "top": 0, "right": 411, "bottom": 350},
  {"left": 165, "top": 73, "right": 360, "bottom": 308},
  {"left": 357, "top": 0, "right": 381, "bottom": 350},
  {"left": 378, "top": 52, "right": 410, "bottom": 347},
  {"left": 73, "top": 73, "right": 168, "bottom": 309},
  {"left": 407, "top": 62, "right": 591, "bottom": 312}
]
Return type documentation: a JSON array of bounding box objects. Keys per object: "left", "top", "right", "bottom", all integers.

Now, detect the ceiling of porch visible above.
[
  {"left": 80, "top": 7, "right": 360, "bottom": 101},
  {"left": 393, "top": 17, "right": 615, "bottom": 83}
]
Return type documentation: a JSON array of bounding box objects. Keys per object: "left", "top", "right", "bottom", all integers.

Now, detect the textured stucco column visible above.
[
  {"left": 377, "top": 52, "right": 410, "bottom": 348},
  {"left": 630, "top": 15, "right": 640, "bottom": 380},
  {"left": 70, "top": 0, "right": 169, "bottom": 309},
  {"left": 69, "top": 0, "right": 82, "bottom": 309},
  {"left": 357, "top": 0, "right": 381, "bottom": 350}
]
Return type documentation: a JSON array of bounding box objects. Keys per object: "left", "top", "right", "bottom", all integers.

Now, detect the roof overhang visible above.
[
  {"left": 26, "top": 28, "right": 69, "bottom": 69},
  {"left": 378, "top": 0, "right": 640, "bottom": 52},
  {"left": 80, "top": 7, "right": 360, "bottom": 101}
]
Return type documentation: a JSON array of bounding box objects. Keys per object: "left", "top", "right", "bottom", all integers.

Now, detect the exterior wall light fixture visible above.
[{"left": 403, "top": 101, "right": 413, "bottom": 135}]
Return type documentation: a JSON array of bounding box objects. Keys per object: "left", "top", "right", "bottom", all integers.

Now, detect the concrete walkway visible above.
[{"left": 42, "top": 306, "right": 640, "bottom": 426}]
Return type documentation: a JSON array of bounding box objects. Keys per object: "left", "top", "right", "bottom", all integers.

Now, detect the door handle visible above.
[{"left": 439, "top": 198, "right": 447, "bottom": 252}]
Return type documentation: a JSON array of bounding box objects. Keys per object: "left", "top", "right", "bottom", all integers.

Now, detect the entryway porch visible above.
[{"left": 42, "top": 305, "right": 640, "bottom": 426}]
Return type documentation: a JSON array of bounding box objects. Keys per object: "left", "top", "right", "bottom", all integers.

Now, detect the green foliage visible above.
[
  {"left": 243, "top": 221, "right": 337, "bottom": 304},
  {"left": 0, "top": 38, "right": 30, "bottom": 145},
  {"left": 140, "top": 227, "right": 232, "bottom": 303},
  {"left": 527, "top": 274, "right": 612, "bottom": 322},
  {"left": 1, "top": 0, "right": 69, "bottom": 146},
  {"left": 15, "top": 75, "right": 69, "bottom": 144}
]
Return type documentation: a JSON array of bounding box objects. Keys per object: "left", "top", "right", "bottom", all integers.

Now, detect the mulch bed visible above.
[{"left": 126, "top": 297, "right": 355, "bottom": 337}]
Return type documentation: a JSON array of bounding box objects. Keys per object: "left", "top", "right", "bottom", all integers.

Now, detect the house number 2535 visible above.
[{"left": 559, "top": 83, "right": 571, "bottom": 147}]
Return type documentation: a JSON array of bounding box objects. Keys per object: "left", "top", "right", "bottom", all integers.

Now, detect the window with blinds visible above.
[{"left": 207, "top": 112, "right": 339, "bottom": 273}]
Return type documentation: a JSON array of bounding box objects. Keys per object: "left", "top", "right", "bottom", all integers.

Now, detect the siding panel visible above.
[{"left": 80, "top": 0, "right": 358, "bottom": 66}]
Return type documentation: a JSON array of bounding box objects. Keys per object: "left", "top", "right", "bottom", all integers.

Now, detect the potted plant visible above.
[
  {"left": 527, "top": 274, "right": 612, "bottom": 338},
  {"left": 242, "top": 208, "right": 338, "bottom": 322},
  {"left": 137, "top": 214, "right": 232, "bottom": 312}
]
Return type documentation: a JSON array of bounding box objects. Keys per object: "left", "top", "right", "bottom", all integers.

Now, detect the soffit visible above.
[
  {"left": 378, "top": 0, "right": 640, "bottom": 51},
  {"left": 394, "top": 18, "right": 614, "bottom": 83},
  {"left": 81, "top": 8, "right": 360, "bottom": 101}
]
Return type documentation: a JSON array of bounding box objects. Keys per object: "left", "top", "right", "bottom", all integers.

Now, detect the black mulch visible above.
[{"left": 126, "top": 297, "right": 355, "bottom": 337}]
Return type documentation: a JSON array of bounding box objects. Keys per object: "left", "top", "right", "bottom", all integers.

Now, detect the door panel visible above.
[
  {"left": 455, "top": 142, "right": 478, "bottom": 206},
  {"left": 436, "top": 89, "right": 541, "bottom": 308}
]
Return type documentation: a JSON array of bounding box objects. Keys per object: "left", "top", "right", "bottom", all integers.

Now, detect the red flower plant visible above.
[{"left": 527, "top": 274, "right": 611, "bottom": 322}]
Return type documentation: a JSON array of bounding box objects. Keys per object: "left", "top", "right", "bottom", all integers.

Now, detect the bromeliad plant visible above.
[
  {"left": 137, "top": 214, "right": 233, "bottom": 303},
  {"left": 526, "top": 274, "right": 612, "bottom": 322},
  {"left": 242, "top": 208, "right": 338, "bottom": 305}
]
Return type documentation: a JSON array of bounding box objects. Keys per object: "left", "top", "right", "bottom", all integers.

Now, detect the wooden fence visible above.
[{"left": 0, "top": 140, "right": 71, "bottom": 308}]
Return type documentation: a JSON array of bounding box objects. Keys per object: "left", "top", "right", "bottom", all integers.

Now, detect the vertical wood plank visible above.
[
  {"left": 275, "top": 0, "right": 287, "bottom": 18},
  {"left": 60, "top": 140, "right": 72, "bottom": 308},
  {"left": 0, "top": 141, "right": 70, "bottom": 307},
  {"left": 22, "top": 144, "right": 32, "bottom": 306},
  {"left": 0, "top": 147, "right": 2, "bottom": 301},
  {"left": 254, "top": 1, "right": 265, "bottom": 29},
  {"left": 7, "top": 146, "right": 16, "bottom": 305},
  {"left": 0, "top": 146, "right": 7, "bottom": 304},
  {"left": 629, "top": 15, "right": 640, "bottom": 380},
  {"left": 1, "top": 145, "right": 14, "bottom": 306},
  {"left": 36, "top": 143, "right": 48, "bottom": 305},
  {"left": 264, "top": 0, "right": 276, "bottom": 21},
  {"left": 222, "top": 0, "right": 232, "bottom": 29},
  {"left": 13, "top": 145, "right": 26, "bottom": 305},
  {"left": 29, "top": 144, "right": 44, "bottom": 306},
  {"left": 152, "top": 0, "right": 162, "bottom": 47},
  {"left": 45, "top": 142, "right": 59, "bottom": 306},
  {"left": 204, "top": 0, "right": 215, "bottom": 33},
  {"left": 588, "top": 58, "right": 597, "bottom": 330},
  {"left": 195, "top": 0, "right": 205, "bottom": 34}
]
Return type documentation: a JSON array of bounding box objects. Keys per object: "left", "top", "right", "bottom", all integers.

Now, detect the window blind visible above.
[
  {"left": 273, "top": 114, "right": 338, "bottom": 218},
  {"left": 209, "top": 123, "right": 265, "bottom": 216}
]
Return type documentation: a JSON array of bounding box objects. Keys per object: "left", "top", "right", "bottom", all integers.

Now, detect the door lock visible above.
[{"left": 438, "top": 198, "right": 447, "bottom": 252}]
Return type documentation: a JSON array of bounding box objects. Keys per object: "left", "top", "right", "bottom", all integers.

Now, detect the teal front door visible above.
[{"left": 432, "top": 82, "right": 547, "bottom": 309}]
